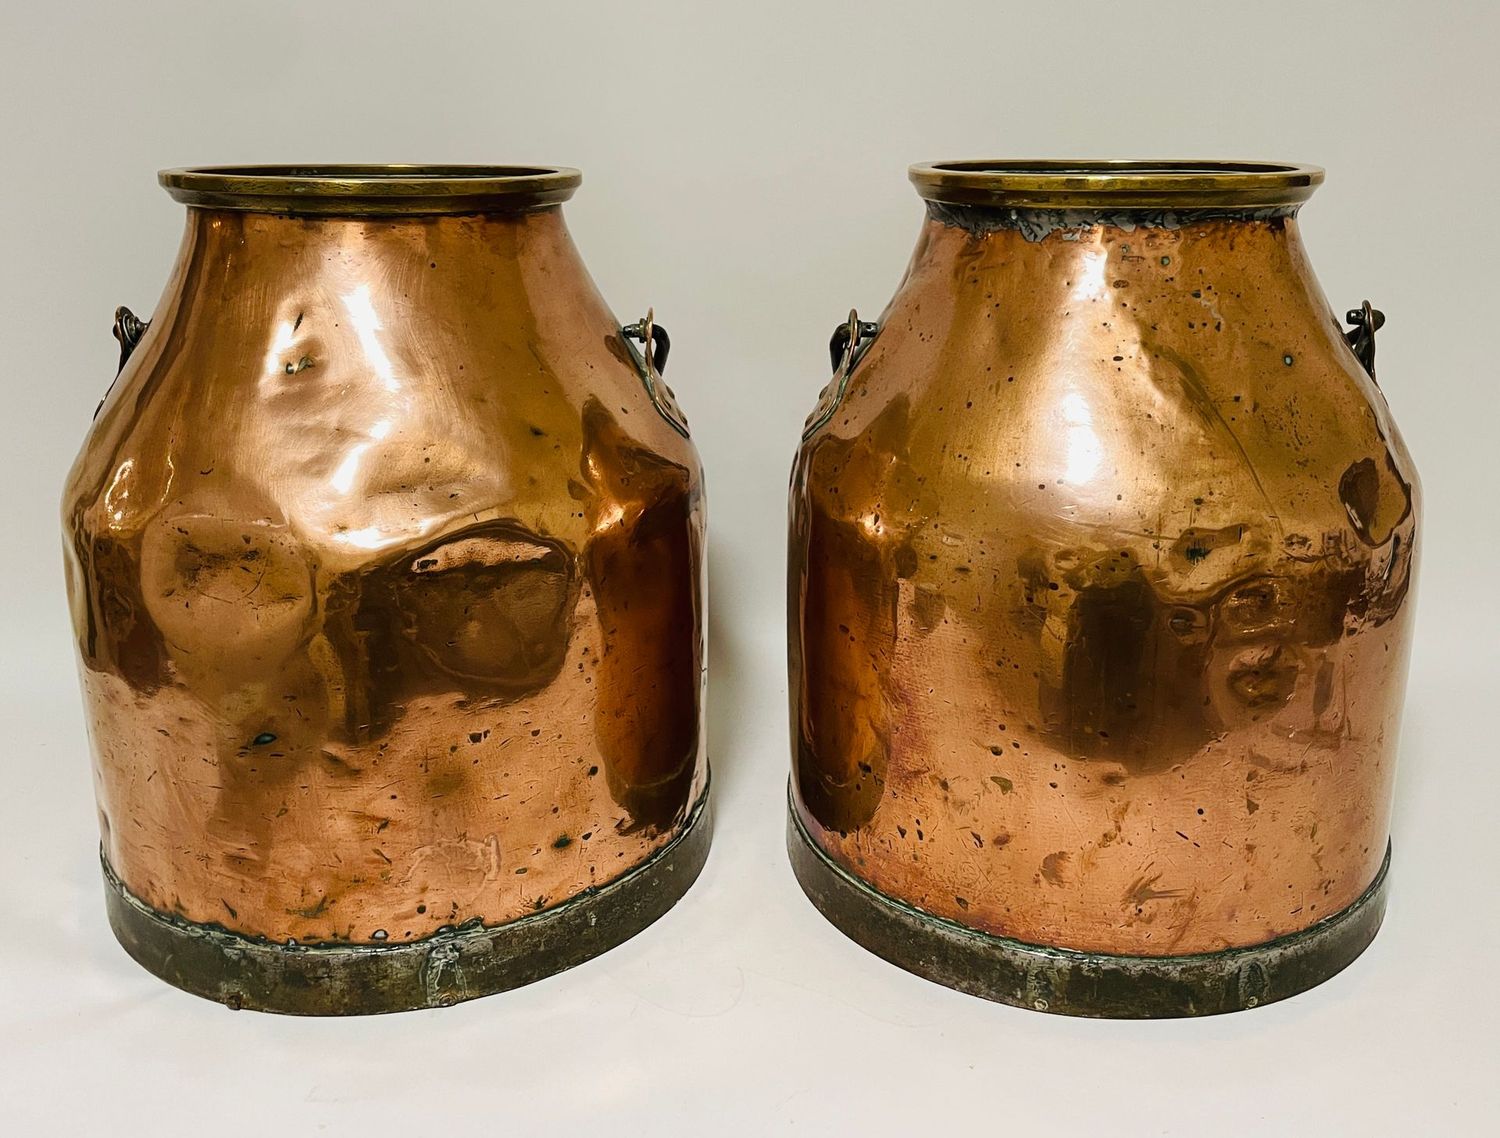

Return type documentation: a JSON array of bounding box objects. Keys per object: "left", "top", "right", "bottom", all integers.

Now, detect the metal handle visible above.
[
  {"left": 623, "top": 311, "right": 670, "bottom": 375},
  {"left": 96, "top": 306, "right": 150, "bottom": 419},
  {"left": 113, "top": 306, "right": 149, "bottom": 374},
  {"left": 621, "top": 309, "right": 689, "bottom": 439},
  {"left": 1343, "top": 300, "right": 1384, "bottom": 379},
  {"left": 829, "top": 311, "right": 880, "bottom": 373},
  {"left": 801, "top": 310, "right": 880, "bottom": 442}
]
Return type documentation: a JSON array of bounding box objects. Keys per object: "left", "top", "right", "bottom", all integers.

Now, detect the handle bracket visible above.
[
  {"left": 96, "top": 306, "right": 149, "bottom": 419},
  {"left": 623, "top": 309, "right": 689, "bottom": 438},
  {"left": 802, "top": 310, "right": 879, "bottom": 442},
  {"left": 113, "top": 306, "right": 149, "bottom": 374},
  {"left": 1343, "top": 300, "right": 1385, "bottom": 380}
]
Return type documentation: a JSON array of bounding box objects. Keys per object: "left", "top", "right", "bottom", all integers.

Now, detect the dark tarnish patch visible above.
[
  {"left": 1339, "top": 451, "right": 1413, "bottom": 548},
  {"left": 925, "top": 201, "right": 1299, "bottom": 243},
  {"left": 1171, "top": 524, "right": 1244, "bottom": 569},
  {"left": 1339, "top": 458, "right": 1381, "bottom": 543},
  {"left": 1039, "top": 571, "right": 1218, "bottom": 772},
  {"left": 427, "top": 768, "right": 465, "bottom": 798},
  {"left": 911, "top": 586, "right": 946, "bottom": 633},
  {"left": 1040, "top": 851, "right": 1071, "bottom": 885},
  {"left": 893, "top": 542, "right": 919, "bottom": 580}
]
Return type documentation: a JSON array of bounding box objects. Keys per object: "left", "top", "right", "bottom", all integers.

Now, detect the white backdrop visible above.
[{"left": 2, "top": 2, "right": 1497, "bottom": 1133}]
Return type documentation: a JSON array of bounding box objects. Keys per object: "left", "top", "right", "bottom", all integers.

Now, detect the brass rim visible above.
[
  {"left": 909, "top": 159, "right": 1324, "bottom": 210},
  {"left": 159, "top": 164, "right": 582, "bottom": 215}
]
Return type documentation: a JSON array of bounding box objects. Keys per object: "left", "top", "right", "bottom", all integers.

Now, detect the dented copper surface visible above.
[
  {"left": 789, "top": 161, "right": 1418, "bottom": 960},
  {"left": 64, "top": 166, "right": 707, "bottom": 952}
]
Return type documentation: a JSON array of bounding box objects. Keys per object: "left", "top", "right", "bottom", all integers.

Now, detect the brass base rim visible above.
[
  {"left": 102, "top": 784, "right": 712, "bottom": 1016},
  {"left": 787, "top": 794, "right": 1388, "bottom": 1018}
]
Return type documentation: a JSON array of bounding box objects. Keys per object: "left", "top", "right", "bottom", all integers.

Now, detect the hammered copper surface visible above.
[
  {"left": 64, "top": 194, "right": 705, "bottom": 945},
  {"left": 790, "top": 181, "right": 1417, "bottom": 956}
]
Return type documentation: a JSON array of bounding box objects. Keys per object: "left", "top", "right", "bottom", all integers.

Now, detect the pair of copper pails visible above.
[{"left": 63, "top": 162, "right": 1417, "bottom": 1017}]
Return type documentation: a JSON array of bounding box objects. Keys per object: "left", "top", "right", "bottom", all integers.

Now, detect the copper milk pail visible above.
[
  {"left": 63, "top": 165, "right": 710, "bottom": 1014},
  {"left": 786, "top": 161, "right": 1417, "bottom": 1017}
]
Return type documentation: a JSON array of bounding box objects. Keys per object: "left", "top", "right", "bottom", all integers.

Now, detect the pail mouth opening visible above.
[
  {"left": 909, "top": 160, "right": 1323, "bottom": 210},
  {"left": 158, "top": 165, "right": 582, "bottom": 215}
]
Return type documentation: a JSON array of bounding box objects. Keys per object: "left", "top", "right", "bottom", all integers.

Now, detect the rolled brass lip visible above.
[
  {"left": 909, "top": 159, "right": 1324, "bottom": 210},
  {"left": 158, "top": 164, "right": 582, "bottom": 215}
]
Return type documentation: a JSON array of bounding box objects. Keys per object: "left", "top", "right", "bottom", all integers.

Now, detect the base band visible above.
[
  {"left": 102, "top": 786, "right": 712, "bottom": 1016},
  {"left": 787, "top": 794, "right": 1388, "bottom": 1018}
]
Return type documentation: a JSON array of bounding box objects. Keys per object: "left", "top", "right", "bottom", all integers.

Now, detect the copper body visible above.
[
  {"left": 789, "top": 163, "right": 1417, "bottom": 956},
  {"left": 64, "top": 169, "right": 706, "bottom": 947}
]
